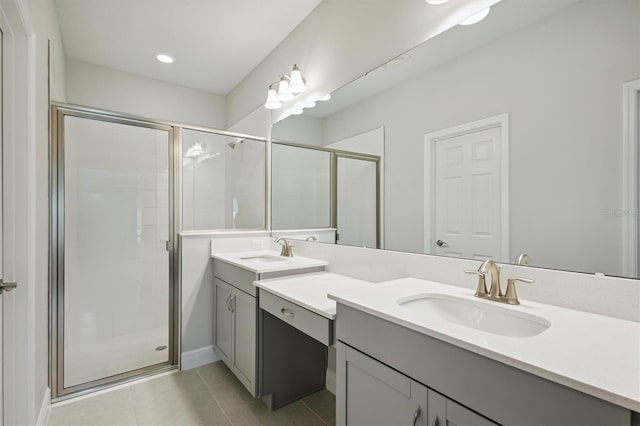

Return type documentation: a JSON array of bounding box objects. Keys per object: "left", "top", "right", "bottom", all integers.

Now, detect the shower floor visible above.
[{"left": 64, "top": 326, "right": 169, "bottom": 388}]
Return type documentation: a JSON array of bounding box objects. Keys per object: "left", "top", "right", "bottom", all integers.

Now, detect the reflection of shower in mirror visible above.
[{"left": 227, "top": 138, "right": 244, "bottom": 149}]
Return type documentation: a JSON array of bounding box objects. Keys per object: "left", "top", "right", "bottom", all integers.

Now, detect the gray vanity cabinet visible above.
[
  {"left": 340, "top": 344, "right": 495, "bottom": 426},
  {"left": 212, "top": 258, "right": 325, "bottom": 398},
  {"left": 213, "top": 277, "right": 256, "bottom": 394},
  {"left": 342, "top": 344, "right": 428, "bottom": 426},
  {"left": 336, "top": 304, "right": 631, "bottom": 426}
]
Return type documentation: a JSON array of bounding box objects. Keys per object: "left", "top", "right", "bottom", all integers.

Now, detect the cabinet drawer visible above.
[
  {"left": 213, "top": 259, "right": 258, "bottom": 296},
  {"left": 260, "top": 290, "right": 332, "bottom": 346}
]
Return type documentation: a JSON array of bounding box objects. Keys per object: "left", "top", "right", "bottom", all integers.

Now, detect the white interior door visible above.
[{"left": 432, "top": 127, "right": 502, "bottom": 260}]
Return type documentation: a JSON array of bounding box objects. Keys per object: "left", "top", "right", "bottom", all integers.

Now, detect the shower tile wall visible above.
[{"left": 64, "top": 117, "right": 170, "bottom": 387}]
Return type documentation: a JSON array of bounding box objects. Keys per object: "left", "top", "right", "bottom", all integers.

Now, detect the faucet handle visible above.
[
  {"left": 504, "top": 277, "right": 534, "bottom": 305},
  {"left": 465, "top": 270, "right": 488, "bottom": 298}
]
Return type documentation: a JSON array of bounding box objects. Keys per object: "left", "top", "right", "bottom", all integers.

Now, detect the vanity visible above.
[
  {"left": 329, "top": 278, "right": 639, "bottom": 426},
  {"left": 211, "top": 250, "right": 327, "bottom": 396}
]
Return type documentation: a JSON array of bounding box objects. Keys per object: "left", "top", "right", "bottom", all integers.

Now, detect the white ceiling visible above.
[{"left": 54, "top": 0, "right": 322, "bottom": 95}]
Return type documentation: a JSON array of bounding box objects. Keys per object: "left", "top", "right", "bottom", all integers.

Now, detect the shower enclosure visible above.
[
  {"left": 50, "top": 104, "right": 268, "bottom": 400},
  {"left": 51, "top": 106, "right": 180, "bottom": 399}
]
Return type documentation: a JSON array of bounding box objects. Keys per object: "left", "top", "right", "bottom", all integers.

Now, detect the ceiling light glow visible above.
[{"left": 156, "top": 54, "right": 174, "bottom": 64}]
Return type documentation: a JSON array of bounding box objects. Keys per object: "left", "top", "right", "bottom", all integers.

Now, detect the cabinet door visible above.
[
  {"left": 428, "top": 390, "right": 497, "bottom": 426},
  {"left": 343, "top": 346, "right": 427, "bottom": 426},
  {"left": 213, "top": 278, "right": 234, "bottom": 363},
  {"left": 231, "top": 287, "right": 256, "bottom": 388}
]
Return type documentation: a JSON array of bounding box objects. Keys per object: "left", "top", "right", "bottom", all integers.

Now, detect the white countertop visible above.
[
  {"left": 254, "top": 272, "right": 373, "bottom": 319},
  {"left": 211, "top": 250, "right": 328, "bottom": 274},
  {"left": 328, "top": 277, "right": 640, "bottom": 412}
]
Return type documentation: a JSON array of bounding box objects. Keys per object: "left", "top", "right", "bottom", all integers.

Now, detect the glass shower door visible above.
[{"left": 58, "top": 113, "right": 174, "bottom": 394}]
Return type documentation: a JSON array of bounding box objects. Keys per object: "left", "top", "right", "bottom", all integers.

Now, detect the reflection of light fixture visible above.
[
  {"left": 459, "top": 7, "right": 491, "bottom": 25},
  {"left": 425, "top": 0, "right": 449, "bottom": 4},
  {"left": 156, "top": 53, "right": 174, "bottom": 63},
  {"left": 264, "top": 64, "right": 307, "bottom": 109},
  {"left": 319, "top": 94, "right": 331, "bottom": 101},
  {"left": 184, "top": 141, "right": 204, "bottom": 158},
  {"left": 288, "top": 64, "right": 306, "bottom": 94},
  {"left": 265, "top": 85, "right": 282, "bottom": 109},
  {"left": 277, "top": 75, "right": 294, "bottom": 101}
]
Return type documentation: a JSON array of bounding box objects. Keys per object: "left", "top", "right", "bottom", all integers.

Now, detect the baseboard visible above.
[
  {"left": 181, "top": 345, "right": 220, "bottom": 370},
  {"left": 35, "top": 387, "right": 51, "bottom": 426},
  {"left": 326, "top": 370, "right": 336, "bottom": 395}
]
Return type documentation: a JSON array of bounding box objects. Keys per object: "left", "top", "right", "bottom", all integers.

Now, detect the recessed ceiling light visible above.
[
  {"left": 425, "top": 0, "right": 449, "bottom": 4},
  {"left": 459, "top": 7, "right": 491, "bottom": 26},
  {"left": 156, "top": 54, "right": 174, "bottom": 64}
]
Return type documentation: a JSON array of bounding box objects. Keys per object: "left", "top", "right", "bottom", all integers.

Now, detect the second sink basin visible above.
[
  {"left": 398, "top": 293, "right": 550, "bottom": 338},
  {"left": 239, "top": 255, "right": 286, "bottom": 263}
]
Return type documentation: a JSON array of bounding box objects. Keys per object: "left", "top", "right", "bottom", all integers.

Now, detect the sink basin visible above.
[
  {"left": 398, "top": 293, "right": 550, "bottom": 338},
  {"left": 239, "top": 255, "right": 286, "bottom": 263}
]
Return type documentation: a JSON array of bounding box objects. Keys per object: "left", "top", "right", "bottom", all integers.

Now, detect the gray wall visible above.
[
  {"left": 65, "top": 59, "right": 227, "bottom": 129},
  {"left": 322, "top": 1, "right": 640, "bottom": 276}
]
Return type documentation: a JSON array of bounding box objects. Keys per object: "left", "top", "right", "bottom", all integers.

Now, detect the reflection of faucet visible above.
[
  {"left": 274, "top": 237, "right": 293, "bottom": 257},
  {"left": 466, "top": 260, "right": 534, "bottom": 305},
  {"left": 305, "top": 236, "right": 318, "bottom": 242},
  {"left": 514, "top": 253, "right": 530, "bottom": 265}
]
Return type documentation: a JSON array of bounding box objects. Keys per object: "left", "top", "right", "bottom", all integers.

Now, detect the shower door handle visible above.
[{"left": 0, "top": 279, "right": 18, "bottom": 294}]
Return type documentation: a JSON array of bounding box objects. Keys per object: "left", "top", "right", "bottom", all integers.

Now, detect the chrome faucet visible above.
[
  {"left": 274, "top": 237, "right": 293, "bottom": 257},
  {"left": 466, "top": 259, "right": 534, "bottom": 305},
  {"left": 514, "top": 253, "right": 530, "bottom": 265}
]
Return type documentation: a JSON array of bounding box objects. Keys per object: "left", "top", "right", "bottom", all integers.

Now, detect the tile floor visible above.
[{"left": 48, "top": 361, "right": 336, "bottom": 426}]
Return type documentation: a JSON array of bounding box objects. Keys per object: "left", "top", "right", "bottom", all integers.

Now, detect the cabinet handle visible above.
[
  {"left": 229, "top": 296, "right": 236, "bottom": 313},
  {"left": 280, "top": 308, "right": 295, "bottom": 317},
  {"left": 225, "top": 295, "right": 231, "bottom": 311},
  {"left": 412, "top": 406, "right": 421, "bottom": 426},
  {"left": 431, "top": 416, "right": 439, "bottom": 426}
]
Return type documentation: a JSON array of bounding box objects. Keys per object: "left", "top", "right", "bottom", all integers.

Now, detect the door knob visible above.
[
  {"left": 0, "top": 279, "right": 18, "bottom": 294},
  {"left": 436, "top": 239, "right": 447, "bottom": 247}
]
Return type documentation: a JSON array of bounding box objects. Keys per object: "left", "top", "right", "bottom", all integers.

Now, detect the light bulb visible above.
[
  {"left": 264, "top": 87, "right": 282, "bottom": 109},
  {"left": 277, "top": 77, "right": 294, "bottom": 101},
  {"left": 319, "top": 94, "right": 331, "bottom": 101},
  {"left": 304, "top": 102, "right": 316, "bottom": 109},
  {"left": 425, "top": 0, "right": 449, "bottom": 4},
  {"left": 293, "top": 110, "right": 303, "bottom": 115},
  {"left": 288, "top": 64, "right": 306, "bottom": 94},
  {"left": 459, "top": 7, "right": 491, "bottom": 26}
]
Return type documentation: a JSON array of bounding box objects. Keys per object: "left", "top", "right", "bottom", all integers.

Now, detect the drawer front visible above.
[
  {"left": 260, "top": 290, "right": 332, "bottom": 346},
  {"left": 213, "top": 259, "right": 258, "bottom": 296}
]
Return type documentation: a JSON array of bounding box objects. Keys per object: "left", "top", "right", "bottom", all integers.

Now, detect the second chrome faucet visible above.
[{"left": 465, "top": 259, "right": 533, "bottom": 305}]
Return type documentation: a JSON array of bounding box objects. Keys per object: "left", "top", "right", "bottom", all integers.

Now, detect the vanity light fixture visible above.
[
  {"left": 288, "top": 64, "right": 306, "bottom": 94},
  {"left": 425, "top": 0, "right": 449, "bottom": 4},
  {"left": 459, "top": 7, "right": 491, "bottom": 25},
  {"left": 156, "top": 53, "right": 174, "bottom": 64},
  {"left": 264, "top": 85, "right": 282, "bottom": 109},
  {"left": 264, "top": 64, "right": 307, "bottom": 109}
]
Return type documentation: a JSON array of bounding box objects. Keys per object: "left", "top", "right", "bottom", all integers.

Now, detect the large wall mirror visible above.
[{"left": 271, "top": 0, "right": 640, "bottom": 279}]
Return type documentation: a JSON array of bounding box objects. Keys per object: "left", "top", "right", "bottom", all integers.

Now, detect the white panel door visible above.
[{"left": 433, "top": 127, "right": 502, "bottom": 260}]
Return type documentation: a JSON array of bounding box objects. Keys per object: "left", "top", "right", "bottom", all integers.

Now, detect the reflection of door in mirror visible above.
[
  {"left": 336, "top": 156, "right": 379, "bottom": 248},
  {"left": 425, "top": 115, "right": 509, "bottom": 261}
]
